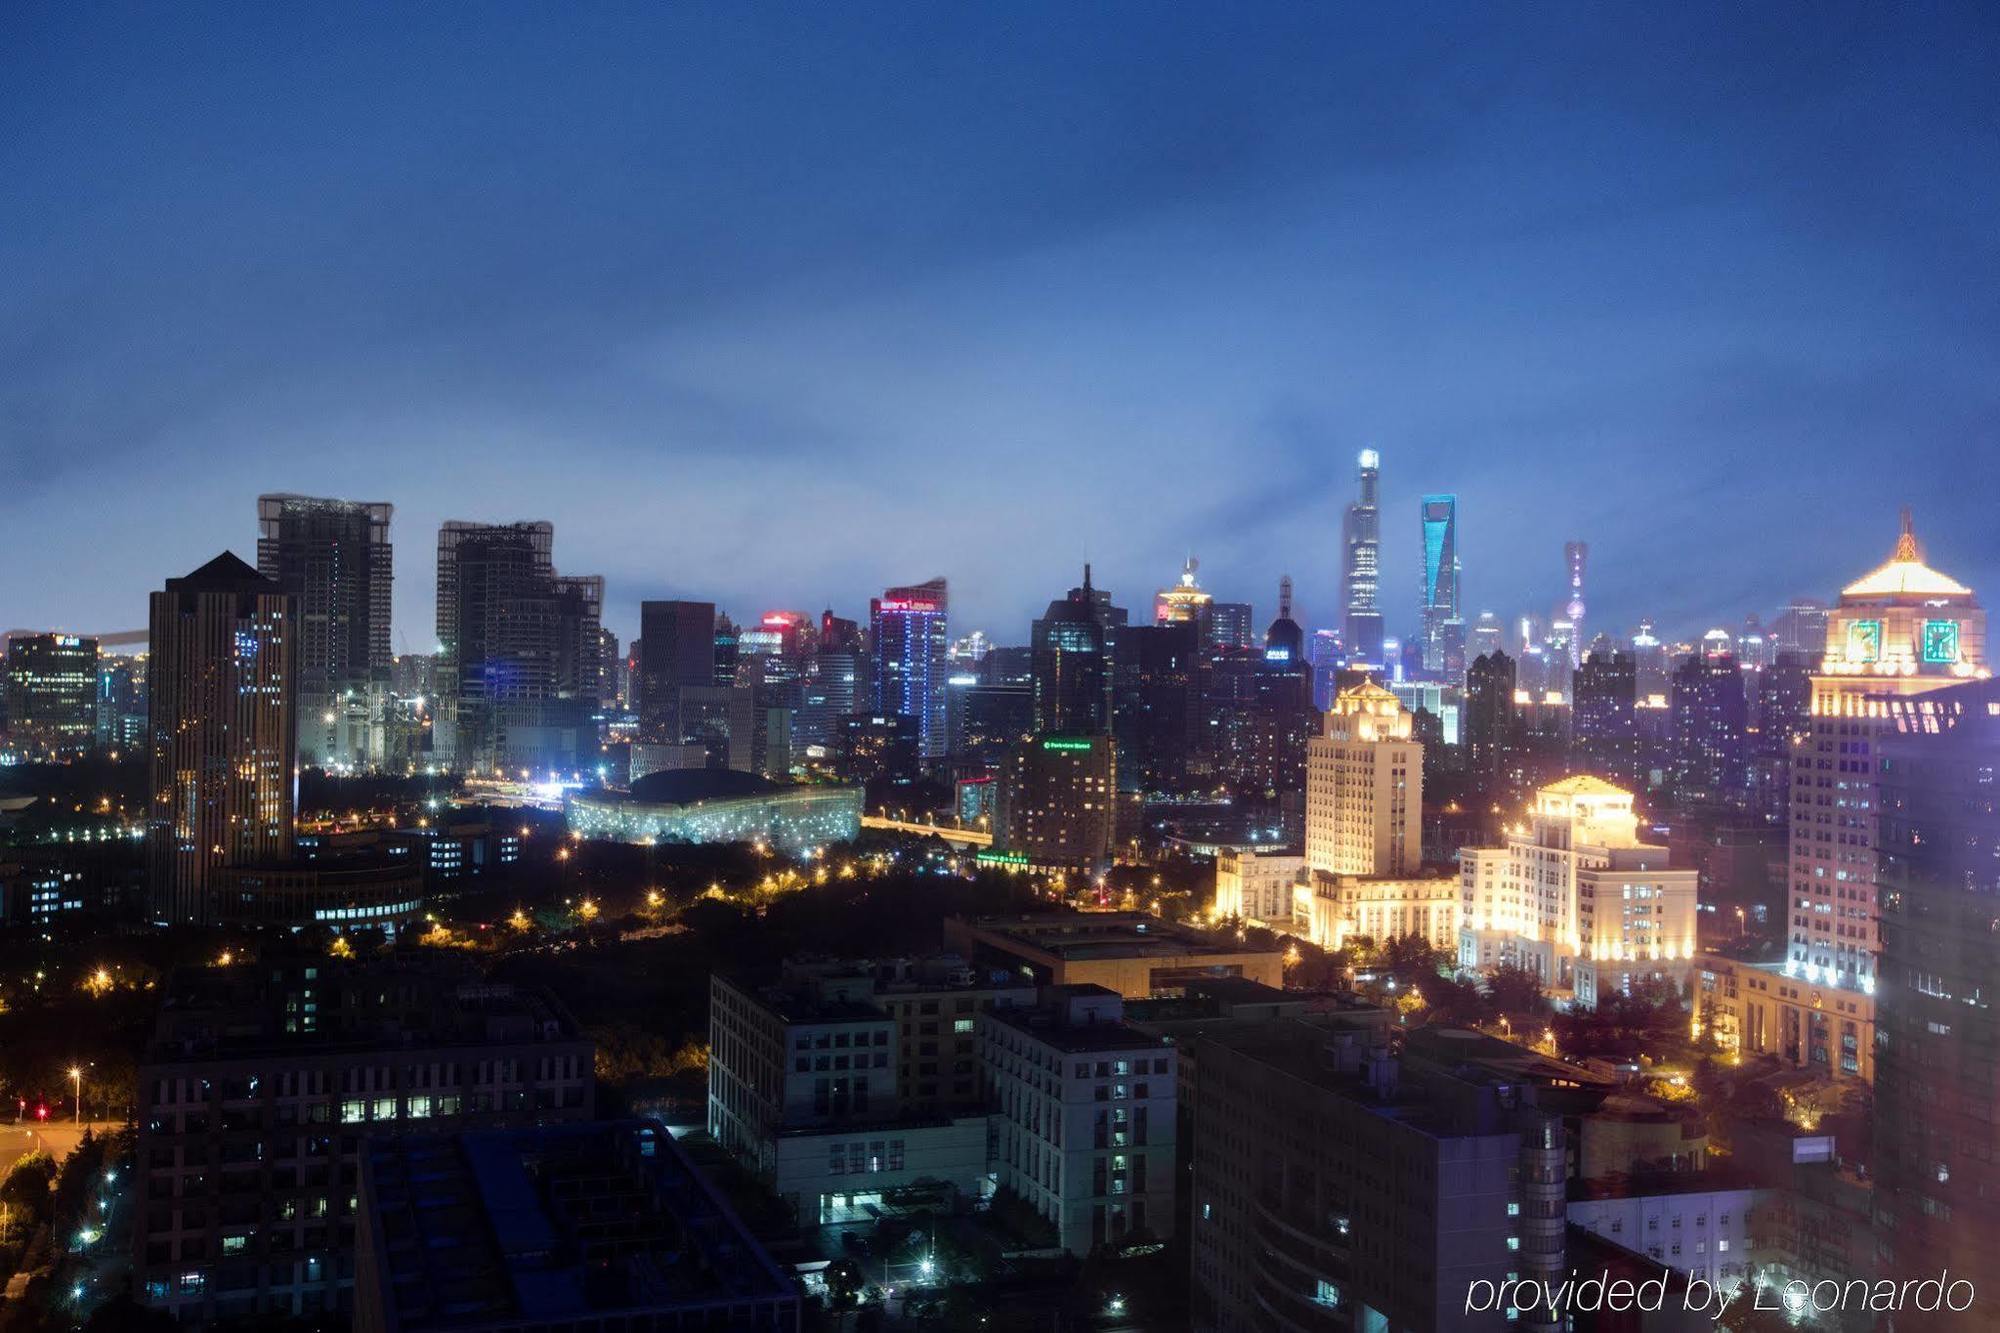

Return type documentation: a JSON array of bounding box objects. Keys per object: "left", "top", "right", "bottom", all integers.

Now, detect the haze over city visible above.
[{"left": 8, "top": 4, "right": 2000, "bottom": 644}]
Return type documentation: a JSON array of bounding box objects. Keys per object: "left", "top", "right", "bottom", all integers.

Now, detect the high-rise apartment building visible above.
[
  {"left": 256, "top": 495, "right": 393, "bottom": 768},
  {"left": 1464, "top": 650, "right": 1520, "bottom": 797},
  {"left": 3, "top": 632, "right": 99, "bottom": 760},
  {"left": 434, "top": 522, "right": 600, "bottom": 775},
  {"left": 1572, "top": 648, "right": 1638, "bottom": 785},
  {"left": 1298, "top": 680, "right": 1457, "bottom": 952},
  {"left": 1459, "top": 777, "right": 1698, "bottom": 1005},
  {"left": 1787, "top": 512, "right": 1985, "bottom": 993},
  {"left": 1030, "top": 566, "right": 1111, "bottom": 733},
  {"left": 1417, "top": 494, "right": 1462, "bottom": 674},
  {"left": 147, "top": 553, "right": 296, "bottom": 925},
  {"left": 1668, "top": 653, "right": 1748, "bottom": 805},
  {"left": 1340, "top": 449, "right": 1384, "bottom": 667},
  {"left": 871, "top": 578, "right": 949, "bottom": 760}
]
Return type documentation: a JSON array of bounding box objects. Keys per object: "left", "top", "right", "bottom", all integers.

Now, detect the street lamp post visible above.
[{"left": 69, "top": 1067, "right": 82, "bottom": 1123}]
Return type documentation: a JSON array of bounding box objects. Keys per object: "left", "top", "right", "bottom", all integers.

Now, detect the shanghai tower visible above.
[{"left": 1340, "top": 449, "right": 1384, "bottom": 668}]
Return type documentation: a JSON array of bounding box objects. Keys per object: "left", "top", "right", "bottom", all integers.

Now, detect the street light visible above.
[{"left": 69, "top": 1066, "right": 82, "bottom": 1122}]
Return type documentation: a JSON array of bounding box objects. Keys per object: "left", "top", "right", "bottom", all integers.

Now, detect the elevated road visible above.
[{"left": 859, "top": 816, "right": 992, "bottom": 847}]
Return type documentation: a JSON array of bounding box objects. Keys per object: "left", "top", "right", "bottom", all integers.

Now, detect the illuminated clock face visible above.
[
  {"left": 1922, "top": 619, "right": 1961, "bottom": 664},
  {"left": 1846, "top": 620, "right": 1883, "bottom": 663}
]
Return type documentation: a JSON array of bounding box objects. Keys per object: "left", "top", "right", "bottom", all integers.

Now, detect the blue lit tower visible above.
[
  {"left": 1418, "top": 494, "right": 1461, "bottom": 674},
  {"left": 1340, "top": 449, "right": 1384, "bottom": 667},
  {"left": 871, "top": 577, "right": 949, "bottom": 759}
]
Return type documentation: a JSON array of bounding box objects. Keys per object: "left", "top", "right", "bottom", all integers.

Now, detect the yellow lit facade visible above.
[
  {"left": 1697, "top": 955, "right": 1874, "bottom": 1081},
  {"left": 1458, "top": 776, "right": 1698, "bottom": 1005},
  {"left": 1298, "top": 680, "right": 1456, "bottom": 952},
  {"left": 1787, "top": 513, "right": 1986, "bottom": 996}
]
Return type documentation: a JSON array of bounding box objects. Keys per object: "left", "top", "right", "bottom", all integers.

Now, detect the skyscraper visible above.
[
  {"left": 872, "top": 577, "right": 949, "bottom": 760},
  {"left": 1418, "top": 494, "right": 1461, "bottom": 674},
  {"left": 435, "top": 521, "right": 600, "bottom": 775},
  {"left": 1787, "top": 511, "right": 1985, "bottom": 992},
  {"left": 1111, "top": 621, "right": 1199, "bottom": 795},
  {"left": 1153, "top": 556, "right": 1213, "bottom": 629},
  {"left": 1667, "top": 653, "right": 1748, "bottom": 806},
  {"left": 1464, "top": 650, "right": 1519, "bottom": 797},
  {"left": 1340, "top": 449, "right": 1383, "bottom": 667},
  {"left": 1571, "top": 648, "right": 1638, "bottom": 785},
  {"left": 3, "top": 633, "right": 99, "bottom": 760},
  {"left": 1875, "top": 677, "right": 2000, "bottom": 1295},
  {"left": 256, "top": 494, "right": 393, "bottom": 767},
  {"left": 637, "top": 600, "right": 717, "bottom": 742},
  {"left": 146, "top": 553, "right": 296, "bottom": 924},
  {"left": 995, "top": 734, "right": 1117, "bottom": 873},
  {"left": 1030, "top": 565, "right": 1111, "bottom": 734}
]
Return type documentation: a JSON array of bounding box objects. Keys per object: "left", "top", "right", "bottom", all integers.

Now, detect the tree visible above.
[
  {"left": 1486, "top": 963, "right": 1547, "bottom": 1024},
  {"left": 1, "top": 1152, "right": 57, "bottom": 1226},
  {"left": 824, "top": 1257, "right": 867, "bottom": 1309},
  {"left": 1371, "top": 933, "right": 1448, "bottom": 988}
]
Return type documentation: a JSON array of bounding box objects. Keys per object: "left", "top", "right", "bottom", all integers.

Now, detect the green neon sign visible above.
[{"left": 1041, "top": 739, "right": 1094, "bottom": 751}]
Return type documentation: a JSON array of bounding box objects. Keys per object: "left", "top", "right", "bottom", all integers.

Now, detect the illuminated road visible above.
[
  {"left": 859, "top": 817, "right": 992, "bottom": 847},
  {"left": 0, "top": 1121, "right": 121, "bottom": 1178}
]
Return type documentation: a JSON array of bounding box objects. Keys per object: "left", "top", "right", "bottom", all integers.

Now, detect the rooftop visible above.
[
  {"left": 1839, "top": 512, "right": 1975, "bottom": 603},
  {"left": 143, "top": 956, "right": 583, "bottom": 1064},
  {"left": 359, "top": 1120, "right": 797, "bottom": 1330}
]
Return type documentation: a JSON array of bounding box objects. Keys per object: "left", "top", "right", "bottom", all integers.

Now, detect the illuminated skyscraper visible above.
[
  {"left": 3, "top": 632, "right": 99, "bottom": 760},
  {"left": 1154, "top": 556, "right": 1213, "bottom": 628},
  {"left": 1340, "top": 449, "right": 1383, "bottom": 667},
  {"left": 256, "top": 494, "right": 393, "bottom": 767},
  {"left": 1031, "top": 566, "right": 1111, "bottom": 734},
  {"left": 435, "top": 521, "right": 600, "bottom": 774},
  {"left": 146, "top": 553, "right": 296, "bottom": 924},
  {"left": 872, "top": 577, "right": 949, "bottom": 760},
  {"left": 1788, "top": 511, "right": 1986, "bottom": 993},
  {"left": 1418, "top": 494, "right": 1462, "bottom": 674}
]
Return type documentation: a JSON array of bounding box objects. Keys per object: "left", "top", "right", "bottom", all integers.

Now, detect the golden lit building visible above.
[
  {"left": 1787, "top": 512, "right": 1986, "bottom": 996},
  {"left": 1458, "top": 776, "right": 1698, "bottom": 1006},
  {"left": 1696, "top": 954, "right": 1874, "bottom": 1082},
  {"left": 1298, "top": 680, "right": 1456, "bottom": 953},
  {"left": 1153, "top": 555, "right": 1213, "bottom": 626}
]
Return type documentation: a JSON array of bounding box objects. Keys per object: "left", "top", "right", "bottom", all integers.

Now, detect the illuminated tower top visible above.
[{"left": 1822, "top": 510, "right": 1985, "bottom": 684}]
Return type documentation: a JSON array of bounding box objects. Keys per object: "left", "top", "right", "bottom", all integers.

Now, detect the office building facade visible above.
[
  {"left": 147, "top": 553, "right": 297, "bottom": 925},
  {"left": 256, "top": 494, "right": 393, "bottom": 768},
  {"left": 872, "top": 578, "right": 949, "bottom": 760},
  {"left": 3, "top": 632, "right": 99, "bottom": 760}
]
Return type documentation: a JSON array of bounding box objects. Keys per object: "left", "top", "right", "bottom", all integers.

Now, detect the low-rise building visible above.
[
  {"left": 1212, "top": 847, "right": 1304, "bottom": 927},
  {"left": 945, "top": 913, "right": 1284, "bottom": 998},
  {"left": 354, "top": 1119, "right": 799, "bottom": 1332},
  {"left": 135, "top": 957, "right": 593, "bottom": 1325},
  {"left": 984, "top": 986, "right": 1176, "bottom": 1254},
  {"left": 706, "top": 966, "right": 994, "bottom": 1226},
  {"left": 1565, "top": 1175, "right": 1764, "bottom": 1293},
  {"left": 1694, "top": 953, "right": 1874, "bottom": 1081}
]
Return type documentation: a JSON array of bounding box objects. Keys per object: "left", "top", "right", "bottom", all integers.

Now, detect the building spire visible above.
[
  {"left": 1278, "top": 575, "right": 1293, "bottom": 620},
  {"left": 1895, "top": 506, "right": 1919, "bottom": 562},
  {"left": 1082, "top": 562, "right": 1094, "bottom": 597}
]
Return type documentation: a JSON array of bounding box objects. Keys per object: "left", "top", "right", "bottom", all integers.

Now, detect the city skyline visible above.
[{"left": 8, "top": 6, "right": 2000, "bottom": 644}]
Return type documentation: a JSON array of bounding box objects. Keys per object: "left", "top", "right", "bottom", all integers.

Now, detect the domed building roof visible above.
[{"left": 1841, "top": 510, "right": 1975, "bottom": 603}]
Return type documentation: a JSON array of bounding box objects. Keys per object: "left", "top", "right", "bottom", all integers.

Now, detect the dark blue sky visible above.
[{"left": 6, "top": 4, "right": 1998, "bottom": 649}]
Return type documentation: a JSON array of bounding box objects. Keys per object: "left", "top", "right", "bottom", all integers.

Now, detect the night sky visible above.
[{"left": 7, "top": 5, "right": 1999, "bottom": 650}]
